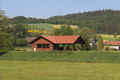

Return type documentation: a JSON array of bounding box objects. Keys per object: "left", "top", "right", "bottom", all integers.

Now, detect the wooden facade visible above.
[{"left": 29, "top": 35, "right": 86, "bottom": 51}]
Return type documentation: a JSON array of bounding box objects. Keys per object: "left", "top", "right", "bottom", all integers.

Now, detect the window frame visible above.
[
  {"left": 47, "top": 44, "right": 49, "bottom": 48},
  {"left": 37, "top": 44, "right": 42, "bottom": 48}
]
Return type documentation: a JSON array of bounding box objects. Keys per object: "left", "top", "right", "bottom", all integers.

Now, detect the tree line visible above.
[{"left": 9, "top": 9, "right": 120, "bottom": 34}]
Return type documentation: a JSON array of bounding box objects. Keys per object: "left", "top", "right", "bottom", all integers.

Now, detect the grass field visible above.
[
  {"left": 28, "top": 23, "right": 54, "bottom": 31},
  {"left": 0, "top": 61, "right": 120, "bottom": 80},
  {"left": 98, "top": 34, "right": 120, "bottom": 41},
  {"left": 101, "top": 34, "right": 120, "bottom": 38},
  {"left": 102, "top": 37, "right": 117, "bottom": 41},
  {"left": 28, "top": 23, "right": 78, "bottom": 32},
  {"left": 50, "top": 24, "right": 78, "bottom": 29}
]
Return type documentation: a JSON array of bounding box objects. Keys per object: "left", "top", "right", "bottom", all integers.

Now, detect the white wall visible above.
[{"left": 104, "top": 45, "right": 119, "bottom": 50}]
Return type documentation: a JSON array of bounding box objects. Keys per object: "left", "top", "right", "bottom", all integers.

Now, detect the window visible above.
[
  {"left": 37, "top": 44, "right": 50, "bottom": 48},
  {"left": 37, "top": 44, "right": 42, "bottom": 48},
  {"left": 43, "top": 44, "right": 45, "bottom": 48},
  {"left": 47, "top": 44, "right": 49, "bottom": 48}
]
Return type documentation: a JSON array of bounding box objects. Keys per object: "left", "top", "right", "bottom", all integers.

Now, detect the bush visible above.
[
  {"left": 104, "top": 45, "right": 110, "bottom": 51},
  {"left": 111, "top": 48, "right": 118, "bottom": 51},
  {"left": 16, "top": 38, "right": 27, "bottom": 47}
]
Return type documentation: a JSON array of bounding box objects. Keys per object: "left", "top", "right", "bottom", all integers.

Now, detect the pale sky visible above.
[{"left": 0, "top": 0, "right": 120, "bottom": 18}]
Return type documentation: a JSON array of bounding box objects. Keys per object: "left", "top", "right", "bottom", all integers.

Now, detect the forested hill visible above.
[
  {"left": 47, "top": 9, "right": 120, "bottom": 34},
  {"left": 10, "top": 9, "right": 120, "bottom": 34}
]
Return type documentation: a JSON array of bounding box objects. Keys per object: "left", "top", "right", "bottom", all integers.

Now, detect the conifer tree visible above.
[{"left": 98, "top": 35, "right": 103, "bottom": 50}]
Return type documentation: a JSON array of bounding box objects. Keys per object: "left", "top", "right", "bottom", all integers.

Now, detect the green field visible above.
[
  {"left": 0, "top": 61, "right": 120, "bottom": 80},
  {"left": 1, "top": 51, "right": 120, "bottom": 63},
  {"left": 28, "top": 23, "right": 54, "bottom": 31},
  {"left": 28, "top": 23, "right": 79, "bottom": 31},
  {"left": 102, "top": 37, "right": 117, "bottom": 41}
]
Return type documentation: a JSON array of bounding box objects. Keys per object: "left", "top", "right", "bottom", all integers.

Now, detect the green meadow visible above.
[
  {"left": 28, "top": 23, "right": 54, "bottom": 31},
  {"left": 28, "top": 23, "right": 79, "bottom": 32},
  {"left": 0, "top": 61, "right": 120, "bottom": 80},
  {"left": 0, "top": 51, "right": 120, "bottom": 80},
  {"left": 102, "top": 37, "right": 117, "bottom": 41}
]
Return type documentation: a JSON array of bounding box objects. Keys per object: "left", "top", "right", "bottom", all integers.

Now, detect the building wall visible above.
[
  {"left": 31, "top": 37, "right": 54, "bottom": 51},
  {"left": 104, "top": 45, "right": 119, "bottom": 50}
]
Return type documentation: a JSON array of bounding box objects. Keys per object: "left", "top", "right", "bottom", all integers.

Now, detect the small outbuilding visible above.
[
  {"left": 29, "top": 35, "right": 86, "bottom": 51},
  {"left": 104, "top": 41, "right": 120, "bottom": 50}
]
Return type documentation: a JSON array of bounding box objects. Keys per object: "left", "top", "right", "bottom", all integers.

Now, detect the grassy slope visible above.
[
  {"left": 28, "top": 23, "right": 54, "bottom": 31},
  {"left": 0, "top": 61, "right": 120, "bottom": 80},
  {"left": 0, "top": 51, "right": 120, "bottom": 63}
]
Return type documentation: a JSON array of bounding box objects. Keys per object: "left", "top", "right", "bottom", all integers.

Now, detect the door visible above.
[{"left": 34, "top": 48, "right": 36, "bottom": 51}]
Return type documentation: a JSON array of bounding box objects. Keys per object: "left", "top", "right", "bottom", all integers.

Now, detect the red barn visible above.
[{"left": 29, "top": 35, "right": 85, "bottom": 51}]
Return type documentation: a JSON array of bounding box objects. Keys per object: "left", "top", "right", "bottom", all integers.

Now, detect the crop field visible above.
[
  {"left": 50, "top": 24, "right": 78, "bottom": 29},
  {"left": 0, "top": 61, "right": 120, "bottom": 80},
  {"left": 101, "top": 34, "right": 120, "bottom": 38},
  {"left": 28, "top": 23, "right": 54, "bottom": 31},
  {"left": 97, "top": 34, "right": 120, "bottom": 41}
]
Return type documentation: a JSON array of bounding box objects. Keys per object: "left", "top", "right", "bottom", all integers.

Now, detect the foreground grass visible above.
[{"left": 0, "top": 61, "right": 120, "bottom": 80}]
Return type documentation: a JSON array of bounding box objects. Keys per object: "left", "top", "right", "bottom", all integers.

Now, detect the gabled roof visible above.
[
  {"left": 29, "top": 35, "right": 85, "bottom": 44},
  {"left": 104, "top": 41, "right": 120, "bottom": 46}
]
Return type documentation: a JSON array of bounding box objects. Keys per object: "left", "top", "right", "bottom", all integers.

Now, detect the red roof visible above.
[
  {"left": 29, "top": 35, "right": 85, "bottom": 44},
  {"left": 104, "top": 41, "right": 120, "bottom": 46}
]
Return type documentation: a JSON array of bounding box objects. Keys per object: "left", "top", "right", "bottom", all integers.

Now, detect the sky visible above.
[{"left": 0, "top": 0, "right": 120, "bottom": 19}]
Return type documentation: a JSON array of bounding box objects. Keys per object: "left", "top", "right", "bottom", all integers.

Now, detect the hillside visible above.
[
  {"left": 46, "top": 9, "right": 120, "bottom": 34},
  {"left": 10, "top": 9, "right": 120, "bottom": 34}
]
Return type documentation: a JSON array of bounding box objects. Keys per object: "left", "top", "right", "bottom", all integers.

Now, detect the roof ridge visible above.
[{"left": 51, "top": 36, "right": 58, "bottom": 44}]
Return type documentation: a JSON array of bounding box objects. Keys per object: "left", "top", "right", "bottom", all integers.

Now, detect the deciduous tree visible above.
[
  {"left": 0, "top": 8, "right": 13, "bottom": 52},
  {"left": 78, "top": 26, "right": 96, "bottom": 37}
]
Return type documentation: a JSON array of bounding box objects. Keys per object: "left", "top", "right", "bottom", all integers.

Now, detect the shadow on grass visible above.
[{"left": 0, "top": 52, "right": 7, "bottom": 56}]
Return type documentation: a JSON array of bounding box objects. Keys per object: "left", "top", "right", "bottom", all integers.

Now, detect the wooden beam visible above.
[
  {"left": 82, "top": 44, "right": 84, "bottom": 50},
  {"left": 72, "top": 44, "right": 75, "bottom": 51},
  {"left": 63, "top": 44, "right": 66, "bottom": 51}
]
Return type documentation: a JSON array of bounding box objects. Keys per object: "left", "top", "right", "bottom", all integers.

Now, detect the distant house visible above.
[
  {"left": 29, "top": 35, "right": 86, "bottom": 51},
  {"left": 89, "top": 38, "right": 95, "bottom": 47},
  {"left": 104, "top": 41, "right": 120, "bottom": 50}
]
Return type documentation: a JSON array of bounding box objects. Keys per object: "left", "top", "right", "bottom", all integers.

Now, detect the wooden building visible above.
[{"left": 29, "top": 35, "right": 86, "bottom": 51}]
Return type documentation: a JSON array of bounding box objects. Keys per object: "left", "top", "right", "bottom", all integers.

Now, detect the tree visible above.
[
  {"left": 98, "top": 35, "right": 103, "bottom": 50},
  {"left": 82, "top": 36, "right": 90, "bottom": 50},
  {"left": 75, "top": 36, "right": 90, "bottom": 51},
  {"left": 0, "top": 8, "right": 13, "bottom": 52},
  {"left": 54, "top": 25, "right": 74, "bottom": 50},
  {"left": 113, "top": 32, "right": 117, "bottom": 38},
  {"left": 16, "top": 38, "right": 27, "bottom": 47},
  {"left": 53, "top": 28, "right": 61, "bottom": 35},
  {"left": 54, "top": 25, "right": 74, "bottom": 35},
  {"left": 78, "top": 26, "right": 96, "bottom": 37},
  {"left": 12, "top": 23, "right": 29, "bottom": 39}
]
